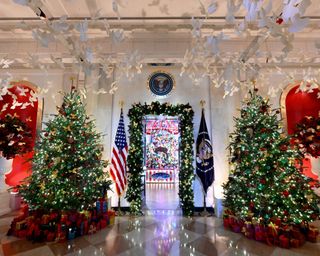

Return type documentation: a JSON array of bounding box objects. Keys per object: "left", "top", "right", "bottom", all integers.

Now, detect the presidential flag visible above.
[
  {"left": 196, "top": 109, "right": 214, "bottom": 194},
  {"left": 110, "top": 109, "right": 128, "bottom": 196}
]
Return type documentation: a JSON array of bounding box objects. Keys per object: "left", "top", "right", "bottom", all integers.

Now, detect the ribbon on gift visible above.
[{"left": 268, "top": 222, "right": 278, "bottom": 237}]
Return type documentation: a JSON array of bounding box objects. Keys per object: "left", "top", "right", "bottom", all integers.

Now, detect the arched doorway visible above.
[
  {"left": 280, "top": 84, "right": 320, "bottom": 180},
  {"left": 0, "top": 81, "right": 43, "bottom": 214}
]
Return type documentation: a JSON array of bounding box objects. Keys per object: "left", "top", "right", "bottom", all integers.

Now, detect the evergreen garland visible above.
[{"left": 126, "top": 101, "right": 195, "bottom": 216}]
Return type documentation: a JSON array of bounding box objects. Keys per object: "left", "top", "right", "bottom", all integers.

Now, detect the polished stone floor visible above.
[{"left": 1, "top": 184, "right": 320, "bottom": 255}]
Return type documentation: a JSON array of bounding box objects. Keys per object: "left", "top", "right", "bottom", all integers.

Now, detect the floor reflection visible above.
[
  {"left": 145, "top": 183, "right": 180, "bottom": 210},
  {"left": 0, "top": 210, "right": 319, "bottom": 255}
]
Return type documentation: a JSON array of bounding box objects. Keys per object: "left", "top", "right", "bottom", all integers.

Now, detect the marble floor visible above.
[{"left": 0, "top": 183, "right": 319, "bottom": 255}]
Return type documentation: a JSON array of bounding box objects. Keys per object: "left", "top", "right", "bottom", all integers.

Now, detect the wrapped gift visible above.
[
  {"left": 41, "top": 214, "right": 50, "bottom": 225},
  {"left": 16, "top": 230, "right": 27, "bottom": 238},
  {"left": 67, "top": 227, "right": 77, "bottom": 240},
  {"left": 96, "top": 221, "right": 101, "bottom": 231},
  {"left": 47, "top": 232, "right": 55, "bottom": 242},
  {"left": 223, "top": 217, "right": 230, "bottom": 229},
  {"left": 279, "top": 235, "right": 290, "bottom": 249},
  {"left": 290, "top": 238, "right": 300, "bottom": 248},
  {"left": 255, "top": 230, "right": 265, "bottom": 242},
  {"left": 69, "top": 212, "right": 78, "bottom": 223},
  {"left": 107, "top": 210, "right": 115, "bottom": 225},
  {"left": 16, "top": 220, "right": 26, "bottom": 230},
  {"left": 96, "top": 198, "right": 107, "bottom": 213},
  {"left": 101, "top": 219, "right": 107, "bottom": 229},
  {"left": 83, "top": 220, "right": 89, "bottom": 235},
  {"left": 307, "top": 225, "right": 319, "bottom": 242},
  {"left": 56, "top": 224, "right": 67, "bottom": 242},
  {"left": 291, "top": 229, "right": 305, "bottom": 245},
  {"left": 231, "top": 224, "right": 242, "bottom": 233}
]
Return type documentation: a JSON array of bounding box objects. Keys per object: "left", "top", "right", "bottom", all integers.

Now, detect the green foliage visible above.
[
  {"left": 127, "top": 101, "right": 194, "bottom": 216},
  {"left": 223, "top": 90, "right": 320, "bottom": 224},
  {"left": 19, "top": 90, "right": 111, "bottom": 211}
]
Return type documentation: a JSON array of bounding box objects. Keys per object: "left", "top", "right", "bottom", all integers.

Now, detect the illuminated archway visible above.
[
  {"left": 0, "top": 80, "right": 43, "bottom": 187},
  {"left": 280, "top": 84, "right": 320, "bottom": 180}
]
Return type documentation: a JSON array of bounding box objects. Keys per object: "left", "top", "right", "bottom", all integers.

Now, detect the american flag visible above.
[{"left": 110, "top": 109, "right": 128, "bottom": 196}]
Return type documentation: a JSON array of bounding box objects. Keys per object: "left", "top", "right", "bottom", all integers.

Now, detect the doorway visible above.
[{"left": 143, "top": 115, "right": 180, "bottom": 210}]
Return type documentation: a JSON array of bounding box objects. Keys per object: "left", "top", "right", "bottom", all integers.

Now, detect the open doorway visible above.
[{"left": 143, "top": 115, "right": 180, "bottom": 210}]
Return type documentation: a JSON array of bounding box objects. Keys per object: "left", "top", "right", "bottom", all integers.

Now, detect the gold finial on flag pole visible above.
[
  {"left": 200, "top": 100, "right": 206, "bottom": 109},
  {"left": 70, "top": 76, "right": 76, "bottom": 92},
  {"left": 119, "top": 101, "right": 124, "bottom": 108}
]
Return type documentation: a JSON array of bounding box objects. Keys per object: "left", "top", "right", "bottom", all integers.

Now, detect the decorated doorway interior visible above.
[
  {"left": 281, "top": 84, "right": 320, "bottom": 180},
  {"left": 126, "top": 101, "right": 194, "bottom": 216},
  {"left": 0, "top": 81, "right": 42, "bottom": 189},
  {"left": 143, "top": 115, "right": 180, "bottom": 210}
]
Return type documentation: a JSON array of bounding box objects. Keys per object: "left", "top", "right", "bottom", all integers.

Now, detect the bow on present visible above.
[{"left": 268, "top": 222, "right": 278, "bottom": 237}]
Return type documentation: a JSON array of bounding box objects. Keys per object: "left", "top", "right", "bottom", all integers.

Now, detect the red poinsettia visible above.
[
  {"left": 0, "top": 114, "right": 33, "bottom": 159},
  {"left": 293, "top": 114, "right": 320, "bottom": 158}
]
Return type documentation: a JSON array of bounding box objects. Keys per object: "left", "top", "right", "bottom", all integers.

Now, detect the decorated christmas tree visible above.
[
  {"left": 19, "top": 90, "right": 111, "bottom": 212},
  {"left": 223, "top": 90, "right": 320, "bottom": 225}
]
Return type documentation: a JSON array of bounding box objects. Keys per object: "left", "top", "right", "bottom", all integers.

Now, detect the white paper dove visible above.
[
  {"left": 111, "top": 29, "right": 125, "bottom": 43},
  {"left": 0, "top": 58, "right": 14, "bottom": 69},
  {"left": 12, "top": 0, "right": 28, "bottom": 6},
  {"left": 226, "top": 0, "right": 242, "bottom": 23},
  {"left": 51, "top": 15, "right": 69, "bottom": 33},
  {"left": 207, "top": 1, "right": 218, "bottom": 14},
  {"left": 32, "top": 29, "right": 54, "bottom": 47},
  {"left": 75, "top": 19, "right": 88, "bottom": 42}
]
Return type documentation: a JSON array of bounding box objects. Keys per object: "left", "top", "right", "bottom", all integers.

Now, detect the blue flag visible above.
[{"left": 196, "top": 109, "right": 214, "bottom": 194}]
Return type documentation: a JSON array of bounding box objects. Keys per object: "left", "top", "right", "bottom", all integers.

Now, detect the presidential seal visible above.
[{"left": 148, "top": 71, "right": 175, "bottom": 97}]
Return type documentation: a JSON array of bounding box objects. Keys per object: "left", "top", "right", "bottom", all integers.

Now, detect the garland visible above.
[{"left": 126, "top": 101, "right": 194, "bottom": 216}]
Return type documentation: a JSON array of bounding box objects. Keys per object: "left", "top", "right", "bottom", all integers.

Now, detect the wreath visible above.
[
  {"left": 0, "top": 114, "right": 33, "bottom": 159},
  {"left": 293, "top": 114, "right": 320, "bottom": 158}
]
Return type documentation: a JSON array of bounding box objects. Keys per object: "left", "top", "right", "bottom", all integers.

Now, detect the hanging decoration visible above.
[{"left": 126, "top": 101, "right": 194, "bottom": 216}]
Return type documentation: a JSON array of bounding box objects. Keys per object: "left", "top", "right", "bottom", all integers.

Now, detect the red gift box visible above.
[
  {"left": 101, "top": 219, "right": 107, "bottom": 229},
  {"left": 47, "top": 232, "right": 55, "bottom": 242},
  {"left": 279, "top": 235, "right": 290, "bottom": 249},
  {"left": 107, "top": 210, "right": 115, "bottom": 225},
  {"left": 290, "top": 238, "right": 300, "bottom": 248},
  {"left": 231, "top": 224, "right": 242, "bottom": 233},
  {"left": 255, "top": 231, "right": 265, "bottom": 242},
  {"left": 307, "top": 225, "right": 319, "bottom": 242},
  {"left": 41, "top": 215, "right": 50, "bottom": 225},
  {"left": 16, "top": 230, "right": 27, "bottom": 238},
  {"left": 223, "top": 218, "right": 230, "bottom": 228}
]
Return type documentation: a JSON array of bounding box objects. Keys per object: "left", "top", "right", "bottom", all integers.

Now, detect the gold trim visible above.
[
  {"left": 147, "top": 70, "right": 176, "bottom": 98},
  {"left": 10, "top": 80, "right": 44, "bottom": 133},
  {"left": 280, "top": 81, "right": 300, "bottom": 135}
]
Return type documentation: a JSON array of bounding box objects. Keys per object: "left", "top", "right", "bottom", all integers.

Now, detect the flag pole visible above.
[
  {"left": 117, "top": 100, "right": 125, "bottom": 216},
  {"left": 200, "top": 100, "right": 209, "bottom": 217}
]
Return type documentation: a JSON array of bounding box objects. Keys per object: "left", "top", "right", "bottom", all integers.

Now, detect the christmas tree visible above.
[
  {"left": 19, "top": 90, "right": 111, "bottom": 212},
  {"left": 223, "top": 90, "right": 320, "bottom": 224}
]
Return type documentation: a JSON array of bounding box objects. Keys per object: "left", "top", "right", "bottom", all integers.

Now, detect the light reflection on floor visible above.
[
  {"left": 1, "top": 202, "right": 320, "bottom": 255},
  {"left": 145, "top": 182, "right": 180, "bottom": 210}
]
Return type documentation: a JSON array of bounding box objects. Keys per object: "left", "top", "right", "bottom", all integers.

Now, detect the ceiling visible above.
[{"left": 0, "top": 0, "right": 319, "bottom": 22}]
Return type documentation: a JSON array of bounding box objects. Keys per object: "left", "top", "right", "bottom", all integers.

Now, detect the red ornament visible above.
[
  {"left": 280, "top": 144, "right": 287, "bottom": 151},
  {"left": 276, "top": 18, "right": 283, "bottom": 25},
  {"left": 283, "top": 190, "right": 289, "bottom": 197},
  {"left": 260, "top": 178, "right": 266, "bottom": 184}
]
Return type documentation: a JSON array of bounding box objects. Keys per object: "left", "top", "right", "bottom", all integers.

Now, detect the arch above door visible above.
[
  {"left": 280, "top": 83, "right": 320, "bottom": 181},
  {"left": 0, "top": 80, "right": 43, "bottom": 187}
]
